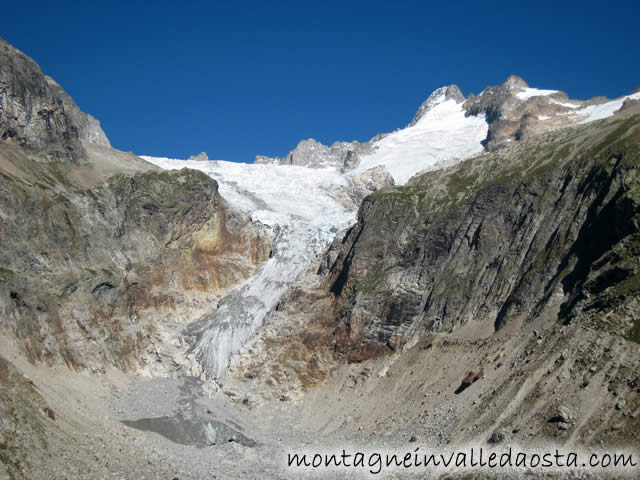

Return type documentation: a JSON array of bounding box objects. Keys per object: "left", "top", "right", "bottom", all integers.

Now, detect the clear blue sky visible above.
[{"left": 3, "top": 1, "right": 639, "bottom": 162}]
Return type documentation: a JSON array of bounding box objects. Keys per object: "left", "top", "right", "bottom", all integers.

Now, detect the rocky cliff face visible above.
[
  {"left": 326, "top": 114, "right": 640, "bottom": 349},
  {"left": 254, "top": 138, "right": 373, "bottom": 171},
  {"left": 0, "top": 151, "right": 272, "bottom": 373},
  {"left": 0, "top": 38, "right": 110, "bottom": 163},
  {"left": 44, "top": 75, "right": 111, "bottom": 147},
  {"left": 0, "top": 40, "right": 273, "bottom": 375}
]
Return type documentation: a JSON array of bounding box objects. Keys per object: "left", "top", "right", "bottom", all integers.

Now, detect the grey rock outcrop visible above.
[
  {"left": 462, "top": 75, "right": 555, "bottom": 149},
  {"left": 329, "top": 166, "right": 395, "bottom": 211},
  {"left": 618, "top": 98, "right": 640, "bottom": 114},
  {"left": 44, "top": 76, "right": 110, "bottom": 147},
  {"left": 461, "top": 74, "right": 621, "bottom": 151},
  {"left": 254, "top": 138, "right": 373, "bottom": 171},
  {"left": 0, "top": 39, "right": 274, "bottom": 373},
  {"left": 0, "top": 37, "right": 110, "bottom": 162},
  {"left": 188, "top": 152, "right": 209, "bottom": 161}
]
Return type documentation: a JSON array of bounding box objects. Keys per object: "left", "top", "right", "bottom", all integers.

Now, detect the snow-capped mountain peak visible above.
[
  {"left": 408, "top": 84, "right": 466, "bottom": 127},
  {"left": 351, "top": 86, "right": 488, "bottom": 184}
]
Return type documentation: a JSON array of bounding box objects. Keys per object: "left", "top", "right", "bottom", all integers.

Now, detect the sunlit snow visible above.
[
  {"left": 515, "top": 87, "right": 558, "bottom": 100},
  {"left": 350, "top": 94, "right": 488, "bottom": 184},
  {"left": 550, "top": 98, "right": 580, "bottom": 109},
  {"left": 577, "top": 92, "right": 640, "bottom": 124}
]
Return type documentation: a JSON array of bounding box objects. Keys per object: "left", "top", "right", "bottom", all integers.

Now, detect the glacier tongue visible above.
[
  {"left": 140, "top": 157, "right": 355, "bottom": 380},
  {"left": 140, "top": 87, "right": 491, "bottom": 381},
  {"left": 190, "top": 220, "right": 342, "bottom": 380}
]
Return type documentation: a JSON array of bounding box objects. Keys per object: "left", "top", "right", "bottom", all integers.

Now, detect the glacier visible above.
[
  {"left": 141, "top": 158, "right": 355, "bottom": 381},
  {"left": 142, "top": 91, "right": 491, "bottom": 381},
  {"left": 142, "top": 83, "right": 637, "bottom": 383}
]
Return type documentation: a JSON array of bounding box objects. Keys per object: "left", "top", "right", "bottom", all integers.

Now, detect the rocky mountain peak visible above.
[
  {"left": 504, "top": 74, "right": 529, "bottom": 90},
  {"left": 0, "top": 37, "right": 110, "bottom": 162},
  {"left": 408, "top": 84, "right": 465, "bottom": 127},
  {"left": 44, "top": 75, "right": 111, "bottom": 148},
  {"left": 254, "top": 137, "right": 373, "bottom": 171},
  {"left": 460, "top": 74, "right": 633, "bottom": 150},
  {"left": 188, "top": 151, "right": 209, "bottom": 161}
]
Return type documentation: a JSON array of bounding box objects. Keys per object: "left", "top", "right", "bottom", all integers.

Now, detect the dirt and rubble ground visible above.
[{"left": 1, "top": 314, "right": 639, "bottom": 480}]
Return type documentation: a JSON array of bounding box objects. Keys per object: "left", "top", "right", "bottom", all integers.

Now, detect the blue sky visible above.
[{"left": 3, "top": 1, "right": 639, "bottom": 162}]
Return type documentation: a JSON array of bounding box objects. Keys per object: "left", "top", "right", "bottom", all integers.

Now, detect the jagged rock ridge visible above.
[
  {"left": 254, "top": 138, "right": 373, "bottom": 172},
  {"left": 255, "top": 75, "right": 639, "bottom": 183}
]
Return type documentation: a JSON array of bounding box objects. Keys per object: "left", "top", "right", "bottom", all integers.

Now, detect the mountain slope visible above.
[
  {"left": 3, "top": 34, "right": 640, "bottom": 479},
  {"left": 349, "top": 85, "right": 488, "bottom": 183},
  {"left": 224, "top": 111, "right": 640, "bottom": 453},
  {"left": 0, "top": 39, "right": 273, "bottom": 376}
]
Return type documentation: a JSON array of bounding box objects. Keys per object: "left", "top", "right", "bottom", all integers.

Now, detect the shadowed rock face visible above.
[
  {"left": 230, "top": 113, "right": 640, "bottom": 398},
  {"left": 0, "top": 38, "right": 109, "bottom": 163},
  {"left": 44, "top": 75, "right": 110, "bottom": 147}
]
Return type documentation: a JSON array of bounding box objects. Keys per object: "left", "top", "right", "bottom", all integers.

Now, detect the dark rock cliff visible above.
[{"left": 0, "top": 38, "right": 107, "bottom": 163}]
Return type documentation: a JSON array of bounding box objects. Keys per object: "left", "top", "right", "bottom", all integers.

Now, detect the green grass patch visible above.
[
  {"left": 626, "top": 318, "right": 640, "bottom": 344},
  {"left": 360, "top": 262, "right": 393, "bottom": 294}
]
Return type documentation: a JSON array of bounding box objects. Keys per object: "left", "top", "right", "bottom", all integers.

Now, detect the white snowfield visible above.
[
  {"left": 577, "top": 91, "right": 640, "bottom": 124},
  {"left": 519, "top": 87, "right": 640, "bottom": 124},
  {"left": 350, "top": 92, "right": 488, "bottom": 184},
  {"left": 515, "top": 86, "right": 640, "bottom": 125},
  {"left": 550, "top": 98, "right": 580, "bottom": 109},
  {"left": 141, "top": 159, "right": 354, "bottom": 227},
  {"left": 143, "top": 83, "right": 636, "bottom": 381},
  {"left": 516, "top": 87, "right": 558, "bottom": 100}
]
